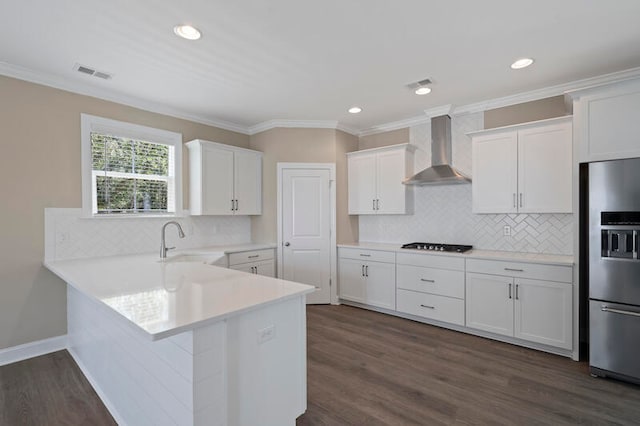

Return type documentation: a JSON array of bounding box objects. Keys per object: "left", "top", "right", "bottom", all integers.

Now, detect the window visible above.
[{"left": 81, "top": 114, "right": 182, "bottom": 217}]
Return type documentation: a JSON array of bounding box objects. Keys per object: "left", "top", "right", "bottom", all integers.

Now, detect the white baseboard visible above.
[
  {"left": 0, "top": 335, "right": 68, "bottom": 367},
  {"left": 67, "top": 347, "right": 126, "bottom": 426}
]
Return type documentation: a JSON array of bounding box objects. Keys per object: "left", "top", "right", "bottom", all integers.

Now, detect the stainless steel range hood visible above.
[{"left": 403, "top": 115, "right": 471, "bottom": 186}]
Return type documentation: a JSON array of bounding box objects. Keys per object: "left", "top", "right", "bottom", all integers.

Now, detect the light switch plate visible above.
[
  {"left": 503, "top": 225, "right": 511, "bottom": 236},
  {"left": 257, "top": 325, "right": 275, "bottom": 344}
]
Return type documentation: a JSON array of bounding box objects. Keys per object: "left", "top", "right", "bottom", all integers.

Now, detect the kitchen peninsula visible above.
[{"left": 45, "top": 254, "right": 314, "bottom": 426}]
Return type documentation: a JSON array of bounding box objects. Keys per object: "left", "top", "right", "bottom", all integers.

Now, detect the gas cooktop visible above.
[{"left": 401, "top": 242, "right": 473, "bottom": 253}]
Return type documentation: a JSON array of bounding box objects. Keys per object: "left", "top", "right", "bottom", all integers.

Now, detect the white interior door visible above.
[{"left": 281, "top": 167, "right": 332, "bottom": 304}]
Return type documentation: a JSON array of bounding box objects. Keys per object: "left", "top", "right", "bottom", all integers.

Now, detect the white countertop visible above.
[
  {"left": 45, "top": 252, "right": 314, "bottom": 341},
  {"left": 338, "top": 242, "right": 574, "bottom": 266},
  {"left": 178, "top": 243, "right": 277, "bottom": 255}
]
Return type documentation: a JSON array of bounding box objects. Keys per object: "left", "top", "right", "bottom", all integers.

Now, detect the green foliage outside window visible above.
[{"left": 91, "top": 133, "right": 170, "bottom": 214}]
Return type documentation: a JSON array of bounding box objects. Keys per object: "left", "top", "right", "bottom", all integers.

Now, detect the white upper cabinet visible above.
[
  {"left": 187, "top": 140, "right": 262, "bottom": 215},
  {"left": 570, "top": 78, "right": 640, "bottom": 162},
  {"left": 471, "top": 117, "right": 572, "bottom": 214},
  {"left": 472, "top": 131, "right": 519, "bottom": 213},
  {"left": 347, "top": 144, "right": 414, "bottom": 215}
]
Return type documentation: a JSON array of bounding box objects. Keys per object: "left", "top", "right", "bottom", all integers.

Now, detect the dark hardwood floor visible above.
[
  {"left": 0, "top": 350, "right": 115, "bottom": 425},
  {"left": 297, "top": 305, "right": 640, "bottom": 426},
  {"left": 2, "top": 305, "right": 640, "bottom": 425}
]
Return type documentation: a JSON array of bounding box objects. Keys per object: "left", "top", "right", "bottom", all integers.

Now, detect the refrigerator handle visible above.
[
  {"left": 635, "top": 230, "right": 639, "bottom": 260},
  {"left": 602, "top": 305, "right": 640, "bottom": 318}
]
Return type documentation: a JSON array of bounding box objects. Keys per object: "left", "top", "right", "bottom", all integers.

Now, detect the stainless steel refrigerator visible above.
[{"left": 589, "top": 157, "right": 640, "bottom": 384}]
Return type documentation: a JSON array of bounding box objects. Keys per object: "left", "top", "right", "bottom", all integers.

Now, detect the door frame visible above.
[{"left": 277, "top": 162, "right": 337, "bottom": 304}]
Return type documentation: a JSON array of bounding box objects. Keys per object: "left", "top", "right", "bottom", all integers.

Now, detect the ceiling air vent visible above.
[
  {"left": 407, "top": 78, "right": 433, "bottom": 90},
  {"left": 74, "top": 63, "right": 113, "bottom": 80}
]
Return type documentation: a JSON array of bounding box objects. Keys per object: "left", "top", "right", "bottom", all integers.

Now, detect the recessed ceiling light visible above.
[
  {"left": 348, "top": 107, "right": 362, "bottom": 114},
  {"left": 415, "top": 87, "right": 432, "bottom": 95},
  {"left": 174, "top": 24, "right": 201, "bottom": 40},
  {"left": 511, "top": 58, "right": 534, "bottom": 70}
]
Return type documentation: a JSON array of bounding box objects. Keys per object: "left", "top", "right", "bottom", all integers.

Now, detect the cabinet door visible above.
[
  {"left": 229, "top": 264, "right": 255, "bottom": 274},
  {"left": 472, "top": 131, "right": 518, "bottom": 213},
  {"left": 201, "top": 145, "right": 235, "bottom": 215},
  {"left": 338, "top": 258, "right": 366, "bottom": 303},
  {"left": 514, "top": 278, "right": 572, "bottom": 349},
  {"left": 364, "top": 261, "right": 396, "bottom": 310},
  {"left": 234, "top": 150, "right": 262, "bottom": 215},
  {"left": 255, "top": 259, "right": 276, "bottom": 278},
  {"left": 518, "top": 122, "right": 572, "bottom": 213},
  {"left": 466, "top": 273, "right": 514, "bottom": 337},
  {"left": 348, "top": 153, "right": 377, "bottom": 214},
  {"left": 376, "top": 149, "right": 408, "bottom": 214}
]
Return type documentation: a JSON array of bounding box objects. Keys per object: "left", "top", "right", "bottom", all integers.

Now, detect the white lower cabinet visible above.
[
  {"left": 227, "top": 248, "right": 276, "bottom": 277},
  {"left": 466, "top": 259, "right": 573, "bottom": 350},
  {"left": 338, "top": 249, "right": 396, "bottom": 310},
  {"left": 395, "top": 252, "right": 466, "bottom": 326},
  {"left": 338, "top": 246, "right": 574, "bottom": 355}
]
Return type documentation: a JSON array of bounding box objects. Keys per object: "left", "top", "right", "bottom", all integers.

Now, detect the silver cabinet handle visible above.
[
  {"left": 420, "top": 304, "right": 435, "bottom": 309},
  {"left": 365, "top": 265, "right": 369, "bottom": 277},
  {"left": 513, "top": 193, "right": 516, "bottom": 208},
  {"left": 519, "top": 193, "right": 523, "bottom": 208},
  {"left": 504, "top": 268, "right": 524, "bottom": 272},
  {"left": 373, "top": 199, "right": 376, "bottom": 211},
  {"left": 420, "top": 278, "right": 435, "bottom": 283},
  {"left": 359, "top": 254, "right": 371, "bottom": 257},
  {"left": 284, "top": 242, "right": 290, "bottom": 247},
  {"left": 601, "top": 306, "right": 640, "bottom": 317},
  {"left": 231, "top": 199, "right": 235, "bottom": 211},
  {"left": 235, "top": 199, "right": 239, "bottom": 211},
  {"left": 376, "top": 199, "right": 380, "bottom": 210},
  {"left": 248, "top": 255, "right": 259, "bottom": 259},
  {"left": 515, "top": 284, "right": 519, "bottom": 300},
  {"left": 508, "top": 283, "right": 512, "bottom": 299},
  {"left": 362, "top": 265, "right": 365, "bottom": 277}
]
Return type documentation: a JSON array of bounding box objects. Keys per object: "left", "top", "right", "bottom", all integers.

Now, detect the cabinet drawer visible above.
[
  {"left": 339, "top": 248, "right": 395, "bottom": 263},
  {"left": 396, "top": 289, "right": 464, "bottom": 326},
  {"left": 228, "top": 249, "right": 275, "bottom": 266},
  {"left": 396, "top": 265, "right": 464, "bottom": 299},
  {"left": 396, "top": 252, "right": 465, "bottom": 271},
  {"left": 466, "top": 259, "right": 572, "bottom": 283}
]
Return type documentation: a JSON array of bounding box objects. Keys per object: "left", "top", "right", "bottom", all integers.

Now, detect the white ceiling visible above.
[{"left": 3, "top": 0, "right": 640, "bottom": 134}]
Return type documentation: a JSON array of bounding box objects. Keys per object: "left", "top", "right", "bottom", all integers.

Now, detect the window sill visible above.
[{"left": 80, "top": 212, "right": 188, "bottom": 220}]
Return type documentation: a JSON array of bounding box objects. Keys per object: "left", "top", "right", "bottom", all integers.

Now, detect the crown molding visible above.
[
  {"left": 247, "top": 119, "right": 358, "bottom": 136},
  {"left": 359, "top": 66, "right": 640, "bottom": 137},
  {"left": 453, "top": 66, "right": 640, "bottom": 115},
  {"left": 4, "top": 60, "right": 640, "bottom": 140},
  {"left": 0, "top": 61, "right": 251, "bottom": 135},
  {"left": 424, "top": 104, "right": 453, "bottom": 118},
  {"left": 358, "top": 115, "right": 432, "bottom": 137}
]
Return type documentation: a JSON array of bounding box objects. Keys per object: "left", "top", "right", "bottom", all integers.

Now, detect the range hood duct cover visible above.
[{"left": 403, "top": 115, "right": 471, "bottom": 186}]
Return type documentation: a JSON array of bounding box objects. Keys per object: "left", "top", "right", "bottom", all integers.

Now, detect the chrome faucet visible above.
[{"left": 160, "top": 221, "right": 185, "bottom": 259}]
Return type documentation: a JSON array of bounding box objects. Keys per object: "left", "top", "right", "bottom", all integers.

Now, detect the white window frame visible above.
[{"left": 81, "top": 114, "right": 183, "bottom": 218}]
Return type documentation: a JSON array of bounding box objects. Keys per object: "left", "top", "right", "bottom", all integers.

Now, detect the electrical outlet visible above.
[
  {"left": 257, "top": 325, "right": 275, "bottom": 344},
  {"left": 503, "top": 225, "right": 511, "bottom": 236},
  {"left": 57, "top": 232, "right": 70, "bottom": 244}
]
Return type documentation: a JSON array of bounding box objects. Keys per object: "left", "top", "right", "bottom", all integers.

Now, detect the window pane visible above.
[
  {"left": 91, "top": 131, "right": 171, "bottom": 214},
  {"left": 91, "top": 133, "right": 169, "bottom": 176},
  {"left": 96, "top": 176, "right": 168, "bottom": 214}
]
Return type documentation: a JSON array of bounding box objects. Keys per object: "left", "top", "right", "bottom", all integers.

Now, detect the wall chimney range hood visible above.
[{"left": 403, "top": 115, "right": 471, "bottom": 186}]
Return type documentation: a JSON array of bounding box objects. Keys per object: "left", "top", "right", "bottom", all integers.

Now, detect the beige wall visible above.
[
  {"left": 249, "top": 128, "right": 339, "bottom": 243},
  {"left": 358, "top": 127, "right": 409, "bottom": 150},
  {"left": 484, "top": 96, "right": 569, "bottom": 129},
  {"left": 0, "top": 75, "right": 249, "bottom": 350},
  {"left": 335, "top": 130, "right": 359, "bottom": 244}
]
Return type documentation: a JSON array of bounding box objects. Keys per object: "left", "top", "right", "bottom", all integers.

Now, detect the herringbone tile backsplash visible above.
[
  {"left": 45, "top": 208, "right": 251, "bottom": 261},
  {"left": 360, "top": 112, "right": 574, "bottom": 255},
  {"left": 359, "top": 185, "right": 574, "bottom": 254}
]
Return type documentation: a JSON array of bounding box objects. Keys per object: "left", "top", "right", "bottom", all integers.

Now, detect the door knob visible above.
[{"left": 284, "top": 242, "right": 290, "bottom": 247}]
